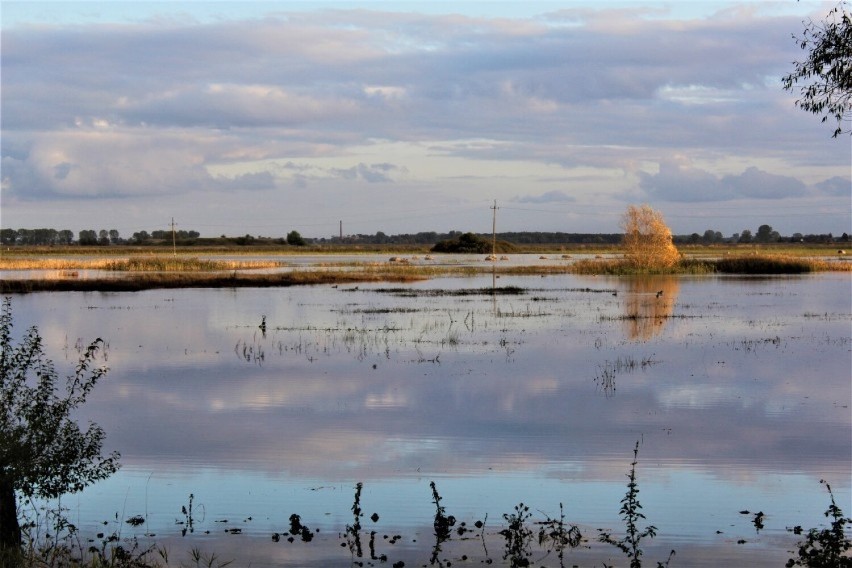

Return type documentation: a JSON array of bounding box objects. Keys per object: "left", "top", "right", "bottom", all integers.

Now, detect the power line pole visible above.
[
  {"left": 490, "top": 200, "right": 498, "bottom": 258},
  {"left": 171, "top": 217, "right": 177, "bottom": 257}
]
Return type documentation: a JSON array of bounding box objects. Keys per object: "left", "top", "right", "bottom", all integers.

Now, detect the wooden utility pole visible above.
[
  {"left": 490, "top": 200, "right": 498, "bottom": 258},
  {"left": 171, "top": 217, "right": 177, "bottom": 257}
]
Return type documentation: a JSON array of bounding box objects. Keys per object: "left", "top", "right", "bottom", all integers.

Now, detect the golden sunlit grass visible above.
[
  {"left": 0, "top": 257, "right": 286, "bottom": 271},
  {"left": 1, "top": 251, "right": 849, "bottom": 293},
  {"left": 0, "top": 266, "right": 437, "bottom": 293},
  {"left": 0, "top": 258, "right": 86, "bottom": 270}
]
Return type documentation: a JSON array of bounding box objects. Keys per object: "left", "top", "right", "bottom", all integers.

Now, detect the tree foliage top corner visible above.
[{"left": 783, "top": 0, "right": 852, "bottom": 138}]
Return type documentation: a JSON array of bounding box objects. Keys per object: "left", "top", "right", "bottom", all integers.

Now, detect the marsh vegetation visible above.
[
  {"left": 12, "top": 455, "right": 850, "bottom": 567},
  {"left": 0, "top": 248, "right": 849, "bottom": 294}
]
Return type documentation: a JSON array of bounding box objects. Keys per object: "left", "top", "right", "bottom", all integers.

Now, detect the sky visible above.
[{"left": 1, "top": 1, "right": 850, "bottom": 239}]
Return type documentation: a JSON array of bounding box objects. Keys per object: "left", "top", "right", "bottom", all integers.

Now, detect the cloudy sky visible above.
[{"left": 1, "top": 1, "right": 850, "bottom": 239}]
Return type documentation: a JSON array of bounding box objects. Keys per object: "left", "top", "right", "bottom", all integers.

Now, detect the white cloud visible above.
[
  {"left": 638, "top": 159, "right": 809, "bottom": 203},
  {"left": 722, "top": 166, "right": 807, "bottom": 199},
  {"left": 814, "top": 176, "right": 852, "bottom": 197},
  {"left": 514, "top": 190, "right": 576, "bottom": 204},
  {"left": 364, "top": 85, "right": 407, "bottom": 99},
  {"left": 4, "top": 127, "right": 279, "bottom": 200},
  {"left": 115, "top": 83, "right": 362, "bottom": 128},
  {"left": 1, "top": 3, "right": 849, "bottom": 236}
]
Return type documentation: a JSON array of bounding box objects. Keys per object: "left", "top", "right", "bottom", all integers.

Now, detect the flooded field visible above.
[{"left": 7, "top": 270, "right": 851, "bottom": 567}]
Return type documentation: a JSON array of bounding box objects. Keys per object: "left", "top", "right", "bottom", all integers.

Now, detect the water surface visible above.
[{"left": 8, "top": 271, "right": 851, "bottom": 566}]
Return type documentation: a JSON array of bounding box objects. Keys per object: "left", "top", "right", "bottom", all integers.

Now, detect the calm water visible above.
[{"left": 7, "top": 271, "right": 851, "bottom": 567}]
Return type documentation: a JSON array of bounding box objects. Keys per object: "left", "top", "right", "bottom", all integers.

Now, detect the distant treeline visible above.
[
  {"left": 1, "top": 226, "right": 848, "bottom": 247},
  {"left": 316, "top": 227, "right": 849, "bottom": 245},
  {"left": 321, "top": 230, "right": 624, "bottom": 246},
  {"left": 0, "top": 228, "right": 200, "bottom": 246}
]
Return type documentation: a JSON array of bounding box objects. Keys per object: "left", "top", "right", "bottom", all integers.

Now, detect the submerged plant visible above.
[
  {"left": 430, "top": 481, "right": 456, "bottom": 540},
  {"left": 599, "top": 441, "right": 674, "bottom": 568},
  {"left": 179, "top": 493, "right": 206, "bottom": 537},
  {"left": 345, "top": 482, "right": 364, "bottom": 558},
  {"left": 537, "top": 502, "right": 583, "bottom": 566},
  {"left": 786, "top": 480, "right": 852, "bottom": 567},
  {"left": 429, "top": 481, "right": 457, "bottom": 566},
  {"left": 595, "top": 362, "right": 617, "bottom": 397},
  {"left": 288, "top": 513, "right": 314, "bottom": 542},
  {"left": 84, "top": 521, "right": 155, "bottom": 568},
  {"left": 186, "top": 546, "right": 234, "bottom": 568},
  {"left": 500, "top": 502, "right": 534, "bottom": 567}
]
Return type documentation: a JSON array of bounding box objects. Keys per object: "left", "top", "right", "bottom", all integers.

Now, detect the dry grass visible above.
[
  {"left": 567, "top": 255, "right": 852, "bottom": 275},
  {"left": 0, "top": 265, "right": 437, "bottom": 293},
  {"left": 0, "top": 257, "right": 285, "bottom": 271},
  {"left": 2, "top": 252, "right": 849, "bottom": 293},
  {"left": 714, "top": 254, "right": 852, "bottom": 273},
  {"left": 0, "top": 258, "right": 87, "bottom": 270}
]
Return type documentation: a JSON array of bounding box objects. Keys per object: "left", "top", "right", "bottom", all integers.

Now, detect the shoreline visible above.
[{"left": 1, "top": 247, "right": 849, "bottom": 293}]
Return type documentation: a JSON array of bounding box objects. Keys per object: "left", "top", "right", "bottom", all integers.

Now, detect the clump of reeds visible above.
[
  {"left": 675, "top": 259, "right": 718, "bottom": 274},
  {"left": 570, "top": 254, "right": 850, "bottom": 275},
  {"left": 714, "top": 254, "right": 814, "bottom": 274},
  {"left": 567, "top": 258, "right": 699, "bottom": 275},
  {"left": 569, "top": 258, "right": 685, "bottom": 275}
]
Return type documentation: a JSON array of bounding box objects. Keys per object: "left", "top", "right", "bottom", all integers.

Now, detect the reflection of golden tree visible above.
[
  {"left": 621, "top": 205, "right": 680, "bottom": 270},
  {"left": 623, "top": 276, "right": 680, "bottom": 341}
]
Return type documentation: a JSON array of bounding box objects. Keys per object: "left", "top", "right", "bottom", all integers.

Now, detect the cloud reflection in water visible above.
[{"left": 7, "top": 273, "right": 850, "bottom": 564}]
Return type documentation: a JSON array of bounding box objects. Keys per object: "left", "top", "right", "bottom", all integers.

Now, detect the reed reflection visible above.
[{"left": 622, "top": 275, "right": 680, "bottom": 341}]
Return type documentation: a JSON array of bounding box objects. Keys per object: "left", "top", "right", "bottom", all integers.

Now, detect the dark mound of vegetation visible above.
[
  {"left": 431, "top": 232, "right": 516, "bottom": 254},
  {"left": 372, "top": 286, "right": 526, "bottom": 297},
  {"left": 715, "top": 255, "right": 813, "bottom": 274}
]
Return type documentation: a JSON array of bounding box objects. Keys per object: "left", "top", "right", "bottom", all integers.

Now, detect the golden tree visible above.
[{"left": 621, "top": 205, "right": 680, "bottom": 270}]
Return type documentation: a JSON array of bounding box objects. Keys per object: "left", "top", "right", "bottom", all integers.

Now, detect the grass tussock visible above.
[
  {"left": 714, "top": 254, "right": 851, "bottom": 274},
  {"left": 714, "top": 255, "right": 812, "bottom": 274}
]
